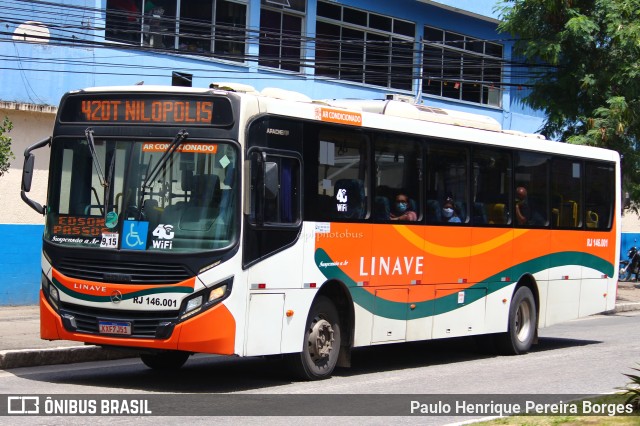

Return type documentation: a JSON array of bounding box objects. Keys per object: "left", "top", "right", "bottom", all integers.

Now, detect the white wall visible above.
[
  {"left": 0, "top": 108, "right": 53, "bottom": 224},
  {"left": 622, "top": 210, "right": 640, "bottom": 233}
]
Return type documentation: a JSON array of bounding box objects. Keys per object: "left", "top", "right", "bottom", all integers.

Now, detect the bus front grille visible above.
[
  {"left": 59, "top": 303, "right": 179, "bottom": 338},
  {"left": 56, "top": 258, "right": 192, "bottom": 284}
]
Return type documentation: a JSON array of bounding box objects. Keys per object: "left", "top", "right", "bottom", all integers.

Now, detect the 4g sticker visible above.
[
  {"left": 152, "top": 224, "right": 175, "bottom": 249},
  {"left": 336, "top": 188, "right": 348, "bottom": 212}
]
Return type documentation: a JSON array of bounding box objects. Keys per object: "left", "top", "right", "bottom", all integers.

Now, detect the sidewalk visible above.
[
  {"left": 1, "top": 283, "right": 639, "bottom": 370},
  {"left": 0, "top": 305, "right": 134, "bottom": 369}
]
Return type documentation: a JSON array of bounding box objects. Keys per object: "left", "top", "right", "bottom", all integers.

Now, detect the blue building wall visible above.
[
  {"left": 621, "top": 233, "right": 640, "bottom": 256},
  {"left": 0, "top": 225, "right": 43, "bottom": 305},
  {"left": 0, "top": 0, "right": 549, "bottom": 305},
  {"left": 0, "top": 0, "right": 545, "bottom": 132}
]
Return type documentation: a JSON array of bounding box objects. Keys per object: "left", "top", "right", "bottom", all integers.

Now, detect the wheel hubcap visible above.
[
  {"left": 515, "top": 301, "right": 532, "bottom": 342},
  {"left": 308, "top": 317, "right": 334, "bottom": 363}
]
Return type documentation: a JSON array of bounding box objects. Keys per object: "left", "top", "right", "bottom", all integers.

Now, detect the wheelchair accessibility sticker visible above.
[{"left": 122, "top": 220, "right": 149, "bottom": 250}]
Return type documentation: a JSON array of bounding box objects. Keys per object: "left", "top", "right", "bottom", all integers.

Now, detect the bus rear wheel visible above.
[
  {"left": 497, "top": 286, "right": 537, "bottom": 355},
  {"left": 287, "top": 296, "right": 341, "bottom": 381},
  {"left": 140, "top": 351, "right": 190, "bottom": 370}
]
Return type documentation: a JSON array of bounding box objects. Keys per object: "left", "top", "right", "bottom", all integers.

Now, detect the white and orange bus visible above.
[{"left": 21, "top": 84, "right": 620, "bottom": 380}]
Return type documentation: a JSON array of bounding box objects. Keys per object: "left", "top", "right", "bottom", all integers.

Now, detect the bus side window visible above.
[
  {"left": 311, "top": 130, "right": 369, "bottom": 222},
  {"left": 472, "top": 148, "right": 511, "bottom": 226},
  {"left": 426, "top": 143, "right": 469, "bottom": 224},
  {"left": 374, "top": 134, "right": 422, "bottom": 222},
  {"left": 267, "top": 157, "right": 298, "bottom": 224},
  {"left": 551, "top": 159, "right": 582, "bottom": 229},
  {"left": 584, "top": 162, "right": 614, "bottom": 229},
  {"left": 514, "top": 151, "right": 549, "bottom": 227},
  {"left": 248, "top": 152, "right": 301, "bottom": 227}
]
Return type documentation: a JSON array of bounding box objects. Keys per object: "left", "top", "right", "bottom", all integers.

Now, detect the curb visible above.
[
  {"left": 608, "top": 302, "right": 640, "bottom": 314},
  {"left": 0, "top": 346, "right": 135, "bottom": 370}
]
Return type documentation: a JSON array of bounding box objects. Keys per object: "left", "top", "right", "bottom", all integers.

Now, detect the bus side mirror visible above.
[
  {"left": 22, "top": 153, "right": 35, "bottom": 192},
  {"left": 264, "top": 161, "right": 279, "bottom": 200},
  {"left": 20, "top": 137, "right": 50, "bottom": 215}
]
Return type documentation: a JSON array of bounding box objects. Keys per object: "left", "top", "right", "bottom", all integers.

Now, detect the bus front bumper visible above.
[{"left": 40, "top": 291, "right": 236, "bottom": 355}]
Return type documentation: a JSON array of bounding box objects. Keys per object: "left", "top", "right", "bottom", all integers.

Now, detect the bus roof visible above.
[{"left": 68, "top": 84, "right": 619, "bottom": 163}]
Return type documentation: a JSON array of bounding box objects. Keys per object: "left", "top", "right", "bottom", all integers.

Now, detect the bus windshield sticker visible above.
[
  {"left": 121, "top": 220, "right": 149, "bottom": 250},
  {"left": 105, "top": 211, "right": 118, "bottom": 229},
  {"left": 100, "top": 232, "right": 119, "bottom": 249},
  {"left": 151, "top": 224, "right": 175, "bottom": 250},
  {"left": 142, "top": 142, "right": 217, "bottom": 154},
  {"left": 219, "top": 154, "right": 230, "bottom": 168}
]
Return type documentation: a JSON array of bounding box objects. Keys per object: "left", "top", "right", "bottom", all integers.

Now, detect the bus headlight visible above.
[
  {"left": 42, "top": 274, "right": 60, "bottom": 310},
  {"left": 184, "top": 296, "right": 203, "bottom": 315},
  {"left": 208, "top": 284, "right": 227, "bottom": 303},
  {"left": 49, "top": 284, "right": 60, "bottom": 309},
  {"left": 41, "top": 273, "right": 49, "bottom": 293},
  {"left": 180, "top": 277, "right": 232, "bottom": 321}
]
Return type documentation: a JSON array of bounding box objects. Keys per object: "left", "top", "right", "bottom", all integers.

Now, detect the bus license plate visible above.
[{"left": 98, "top": 321, "right": 131, "bottom": 335}]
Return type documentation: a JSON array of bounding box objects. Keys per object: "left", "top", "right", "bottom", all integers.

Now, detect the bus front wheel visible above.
[
  {"left": 497, "top": 286, "right": 537, "bottom": 355},
  {"left": 140, "top": 351, "right": 190, "bottom": 370},
  {"left": 287, "top": 296, "right": 341, "bottom": 380}
]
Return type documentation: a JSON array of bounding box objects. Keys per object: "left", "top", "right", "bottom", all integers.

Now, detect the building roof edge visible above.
[
  {"left": 0, "top": 101, "right": 58, "bottom": 114},
  {"left": 416, "top": 0, "right": 501, "bottom": 24}
]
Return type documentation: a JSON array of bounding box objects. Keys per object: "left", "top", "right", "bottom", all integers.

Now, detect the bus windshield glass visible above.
[{"left": 45, "top": 136, "right": 238, "bottom": 253}]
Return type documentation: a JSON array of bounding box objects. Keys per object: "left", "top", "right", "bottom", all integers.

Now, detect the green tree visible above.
[
  {"left": 0, "top": 116, "right": 14, "bottom": 177},
  {"left": 496, "top": 0, "right": 640, "bottom": 203}
]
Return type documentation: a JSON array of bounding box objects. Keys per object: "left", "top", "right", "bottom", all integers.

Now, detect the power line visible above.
[{"left": 0, "top": 0, "right": 554, "bottom": 91}]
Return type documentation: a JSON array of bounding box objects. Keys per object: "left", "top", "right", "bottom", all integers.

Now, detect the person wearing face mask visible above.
[
  {"left": 442, "top": 197, "right": 461, "bottom": 223},
  {"left": 515, "top": 186, "right": 530, "bottom": 225},
  {"left": 390, "top": 193, "right": 417, "bottom": 221}
]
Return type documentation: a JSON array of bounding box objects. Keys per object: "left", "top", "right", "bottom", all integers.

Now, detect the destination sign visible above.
[{"left": 60, "top": 94, "right": 234, "bottom": 126}]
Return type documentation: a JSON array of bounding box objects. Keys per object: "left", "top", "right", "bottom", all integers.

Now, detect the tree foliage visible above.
[
  {"left": 0, "top": 116, "right": 14, "bottom": 178},
  {"left": 496, "top": 0, "right": 640, "bottom": 202}
]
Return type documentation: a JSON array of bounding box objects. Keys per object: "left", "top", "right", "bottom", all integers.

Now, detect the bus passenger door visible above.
[{"left": 243, "top": 149, "right": 303, "bottom": 355}]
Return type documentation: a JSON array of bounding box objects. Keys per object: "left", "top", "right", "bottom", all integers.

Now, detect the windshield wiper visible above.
[
  {"left": 137, "top": 130, "right": 188, "bottom": 216},
  {"left": 85, "top": 128, "right": 107, "bottom": 188},
  {"left": 141, "top": 129, "right": 188, "bottom": 190},
  {"left": 85, "top": 129, "right": 117, "bottom": 219},
  {"left": 103, "top": 152, "right": 116, "bottom": 219},
  {"left": 85, "top": 128, "right": 111, "bottom": 216}
]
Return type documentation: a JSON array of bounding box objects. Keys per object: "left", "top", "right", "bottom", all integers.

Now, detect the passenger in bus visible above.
[
  {"left": 515, "top": 186, "right": 531, "bottom": 225},
  {"left": 390, "top": 193, "right": 417, "bottom": 221},
  {"left": 442, "top": 197, "right": 462, "bottom": 223}
]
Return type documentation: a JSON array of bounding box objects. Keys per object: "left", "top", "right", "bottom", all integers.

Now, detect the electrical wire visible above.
[{"left": 0, "top": 0, "right": 554, "bottom": 92}]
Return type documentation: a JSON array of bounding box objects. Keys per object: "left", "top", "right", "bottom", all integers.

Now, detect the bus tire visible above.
[
  {"left": 497, "top": 286, "right": 537, "bottom": 355},
  {"left": 287, "top": 296, "right": 341, "bottom": 381},
  {"left": 140, "top": 351, "right": 190, "bottom": 370}
]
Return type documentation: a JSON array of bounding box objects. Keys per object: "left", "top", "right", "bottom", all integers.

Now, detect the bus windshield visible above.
[{"left": 45, "top": 136, "right": 238, "bottom": 253}]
